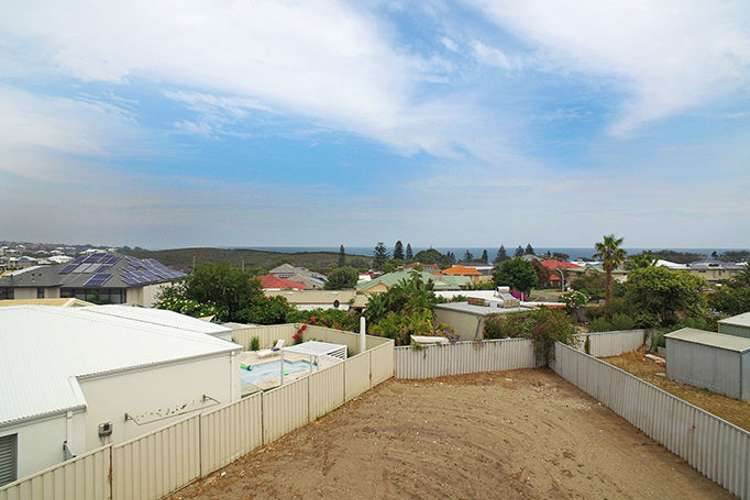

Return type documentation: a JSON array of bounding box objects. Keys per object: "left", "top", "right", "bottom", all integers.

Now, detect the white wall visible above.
[
  {"left": 0, "top": 411, "right": 85, "bottom": 480},
  {"left": 79, "top": 352, "right": 239, "bottom": 449},
  {"left": 10, "top": 288, "right": 36, "bottom": 300},
  {"left": 125, "top": 282, "right": 172, "bottom": 307}
]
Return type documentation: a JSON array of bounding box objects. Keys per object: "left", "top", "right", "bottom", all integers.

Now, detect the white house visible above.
[{"left": 0, "top": 306, "right": 241, "bottom": 486}]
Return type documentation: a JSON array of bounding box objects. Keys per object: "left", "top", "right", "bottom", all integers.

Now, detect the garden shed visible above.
[
  {"left": 665, "top": 328, "right": 750, "bottom": 400},
  {"left": 718, "top": 312, "right": 750, "bottom": 339}
]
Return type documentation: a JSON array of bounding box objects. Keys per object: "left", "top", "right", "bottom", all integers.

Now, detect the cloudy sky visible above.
[{"left": 1, "top": 1, "right": 749, "bottom": 248}]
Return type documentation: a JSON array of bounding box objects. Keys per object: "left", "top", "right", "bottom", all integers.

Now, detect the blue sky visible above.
[{"left": 1, "top": 1, "right": 749, "bottom": 248}]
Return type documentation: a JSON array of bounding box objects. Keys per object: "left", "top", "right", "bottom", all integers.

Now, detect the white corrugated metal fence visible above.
[
  {"left": 394, "top": 338, "right": 536, "bottom": 379},
  {"left": 552, "top": 342, "right": 750, "bottom": 499}
]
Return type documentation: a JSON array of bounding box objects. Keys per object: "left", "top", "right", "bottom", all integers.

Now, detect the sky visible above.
[{"left": 1, "top": 0, "right": 749, "bottom": 249}]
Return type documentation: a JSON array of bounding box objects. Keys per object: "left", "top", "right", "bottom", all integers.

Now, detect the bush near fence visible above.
[
  {"left": 553, "top": 342, "right": 750, "bottom": 500},
  {"left": 0, "top": 341, "right": 394, "bottom": 500}
]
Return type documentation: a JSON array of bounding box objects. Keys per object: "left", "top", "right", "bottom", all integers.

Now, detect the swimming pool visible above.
[{"left": 239, "top": 359, "right": 314, "bottom": 386}]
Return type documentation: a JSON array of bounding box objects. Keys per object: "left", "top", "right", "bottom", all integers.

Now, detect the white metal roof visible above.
[
  {"left": 434, "top": 302, "right": 532, "bottom": 317},
  {"left": 0, "top": 306, "right": 241, "bottom": 428},
  {"left": 665, "top": 328, "right": 750, "bottom": 353},
  {"left": 718, "top": 312, "right": 750, "bottom": 328},
  {"left": 82, "top": 305, "right": 232, "bottom": 336}
]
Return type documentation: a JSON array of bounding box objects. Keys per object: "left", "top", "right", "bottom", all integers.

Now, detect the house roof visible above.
[
  {"left": 718, "top": 312, "right": 750, "bottom": 329},
  {"left": 0, "top": 252, "right": 185, "bottom": 289},
  {"left": 441, "top": 265, "right": 481, "bottom": 276},
  {"left": 258, "top": 274, "right": 306, "bottom": 290},
  {"left": 265, "top": 289, "right": 356, "bottom": 304},
  {"left": 0, "top": 306, "right": 240, "bottom": 427},
  {"left": 0, "top": 298, "right": 94, "bottom": 308},
  {"left": 357, "top": 271, "right": 472, "bottom": 291},
  {"left": 434, "top": 302, "right": 532, "bottom": 317},
  {"left": 540, "top": 260, "right": 581, "bottom": 270},
  {"left": 665, "top": 328, "right": 750, "bottom": 353}
]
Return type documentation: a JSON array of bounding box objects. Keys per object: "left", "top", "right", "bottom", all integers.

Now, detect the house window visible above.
[
  {"left": 60, "top": 288, "right": 126, "bottom": 304},
  {"left": 0, "top": 288, "right": 13, "bottom": 300},
  {"left": 37, "top": 287, "right": 45, "bottom": 299},
  {"left": 0, "top": 433, "right": 17, "bottom": 487}
]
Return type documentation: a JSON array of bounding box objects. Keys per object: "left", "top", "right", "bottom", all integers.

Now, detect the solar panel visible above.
[
  {"left": 84, "top": 273, "right": 112, "bottom": 287},
  {"left": 60, "top": 264, "right": 78, "bottom": 274}
]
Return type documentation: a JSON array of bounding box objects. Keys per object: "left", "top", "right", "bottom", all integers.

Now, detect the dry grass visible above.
[{"left": 603, "top": 350, "right": 750, "bottom": 432}]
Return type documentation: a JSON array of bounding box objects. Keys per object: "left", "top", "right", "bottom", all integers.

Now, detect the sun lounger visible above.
[{"left": 256, "top": 339, "right": 285, "bottom": 358}]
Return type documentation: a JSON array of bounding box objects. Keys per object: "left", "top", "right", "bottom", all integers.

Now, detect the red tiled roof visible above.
[
  {"left": 540, "top": 260, "right": 581, "bottom": 270},
  {"left": 441, "top": 265, "right": 481, "bottom": 276},
  {"left": 258, "top": 274, "right": 305, "bottom": 290}
]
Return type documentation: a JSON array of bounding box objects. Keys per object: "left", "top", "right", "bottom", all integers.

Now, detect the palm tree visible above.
[{"left": 594, "top": 234, "right": 626, "bottom": 306}]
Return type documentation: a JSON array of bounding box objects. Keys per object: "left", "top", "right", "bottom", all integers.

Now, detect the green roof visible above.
[{"left": 357, "top": 271, "right": 471, "bottom": 291}]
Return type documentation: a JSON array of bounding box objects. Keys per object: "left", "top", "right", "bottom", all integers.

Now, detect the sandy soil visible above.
[
  {"left": 604, "top": 350, "right": 750, "bottom": 432},
  {"left": 170, "top": 370, "right": 731, "bottom": 500}
]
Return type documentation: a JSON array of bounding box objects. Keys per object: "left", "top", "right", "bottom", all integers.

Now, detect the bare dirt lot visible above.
[
  {"left": 171, "top": 370, "right": 731, "bottom": 500},
  {"left": 605, "top": 350, "right": 750, "bottom": 432}
]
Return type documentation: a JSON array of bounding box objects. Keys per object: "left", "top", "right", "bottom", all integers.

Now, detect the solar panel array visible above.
[
  {"left": 121, "top": 258, "right": 186, "bottom": 286},
  {"left": 57, "top": 252, "right": 184, "bottom": 287},
  {"left": 59, "top": 253, "right": 119, "bottom": 274}
]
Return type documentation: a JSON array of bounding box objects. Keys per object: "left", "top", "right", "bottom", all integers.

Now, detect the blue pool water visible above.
[{"left": 240, "top": 359, "right": 314, "bottom": 386}]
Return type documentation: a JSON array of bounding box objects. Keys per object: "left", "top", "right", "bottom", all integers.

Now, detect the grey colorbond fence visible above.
[
  {"left": 394, "top": 338, "right": 536, "bottom": 379},
  {"left": 0, "top": 340, "right": 394, "bottom": 500},
  {"left": 578, "top": 329, "right": 646, "bottom": 357},
  {"left": 552, "top": 342, "right": 750, "bottom": 499}
]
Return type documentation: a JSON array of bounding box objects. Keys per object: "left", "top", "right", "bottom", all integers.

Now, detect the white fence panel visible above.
[
  {"left": 308, "top": 363, "right": 345, "bottom": 420},
  {"left": 200, "top": 393, "right": 263, "bottom": 476},
  {"left": 370, "top": 341, "right": 394, "bottom": 385},
  {"left": 262, "top": 377, "right": 309, "bottom": 444},
  {"left": 585, "top": 330, "right": 645, "bottom": 357},
  {"left": 552, "top": 342, "right": 750, "bottom": 500},
  {"left": 0, "top": 445, "right": 111, "bottom": 500},
  {"left": 232, "top": 324, "right": 296, "bottom": 350},
  {"left": 394, "top": 339, "right": 535, "bottom": 379},
  {"left": 344, "top": 352, "right": 371, "bottom": 401},
  {"left": 112, "top": 415, "right": 200, "bottom": 500}
]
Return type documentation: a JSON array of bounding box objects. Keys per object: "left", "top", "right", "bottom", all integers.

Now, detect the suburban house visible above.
[
  {"left": 533, "top": 259, "right": 583, "bottom": 289},
  {"left": 257, "top": 274, "right": 306, "bottom": 290},
  {"left": 441, "top": 265, "right": 489, "bottom": 283},
  {"left": 0, "top": 306, "right": 240, "bottom": 486},
  {"left": 268, "top": 264, "right": 327, "bottom": 289},
  {"left": 264, "top": 289, "right": 368, "bottom": 311},
  {"left": 685, "top": 261, "right": 746, "bottom": 282},
  {"left": 0, "top": 252, "right": 185, "bottom": 306},
  {"left": 356, "top": 270, "right": 472, "bottom": 295},
  {"left": 718, "top": 312, "right": 750, "bottom": 339}
]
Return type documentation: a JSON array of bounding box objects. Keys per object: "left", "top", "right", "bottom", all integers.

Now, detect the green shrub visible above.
[
  {"left": 483, "top": 312, "right": 530, "bottom": 339},
  {"left": 526, "top": 308, "right": 577, "bottom": 366},
  {"left": 589, "top": 317, "right": 612, "bottom": 332},
  {"left": 249, "top": 336, "right": 260, "bottom": 351},
  {"left": 650, "top": 330, "right": 666, "bottom": 351},
  {"left": 609, "top": 313, "right": 636, "bottom": 331}
]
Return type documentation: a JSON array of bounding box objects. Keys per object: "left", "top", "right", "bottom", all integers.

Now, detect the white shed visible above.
[
  {"left": 665, "top": 328, "right": 750, "bottom": 400},
  {"left": 0, "top": 306, "right": 241, "bottom": 486}
]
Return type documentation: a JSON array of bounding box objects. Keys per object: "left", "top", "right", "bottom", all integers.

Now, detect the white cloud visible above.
[
  {"left": 466, "top": 0, "right": 750, "bottom": 134},
  {"left": 0, "top": 85, "right": 142, "bottom": 178},
  {"left": 470, "top": 40, "right": 515, "bottom": 70},
  {"left": 0, "top": 0, "right": 486, "bottom": 157},
  {"left": 441, "top": 36, "right": 459, "bottom": 53}
]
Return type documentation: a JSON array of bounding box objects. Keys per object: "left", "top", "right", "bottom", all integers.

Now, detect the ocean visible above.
[{"left": 243, "top": 246, "right": 742, "bottom": 260}]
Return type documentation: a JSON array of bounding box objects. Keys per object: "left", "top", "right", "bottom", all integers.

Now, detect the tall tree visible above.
[
  {"left": 525, "top": 243, "right": 535, "bottom": 255},
  {"left": 514, "top": 245, "right": 525, "bottom": 257},
  {"left": 325, "top": 266, "right": 359, "bottom": 290},
  {"left": 492, "top": 258, "right": 538, "bottom": 295},
  {"left": 373, "top": 242, "right": 388, "bottom": 271},
  {"left": 338, "top": 244, "right": 346, "bottom": 267},
  {"left": 405, "top": 243, "right": 413, "bottom": 261},
  {"left": 463, "top": 250, "right": 474, "bottom": 262},
  {"left": 481, "top": 249, "right": 488, "bottom": 264},
  {"left": 594, "top": 234, "right": 626, "bottom": 306},
  {"left": 495, "top": 245, "right": 508, "bottom": 263},
  {"left": 393, "top": 240, "right": 404, "bottom": 260}
]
